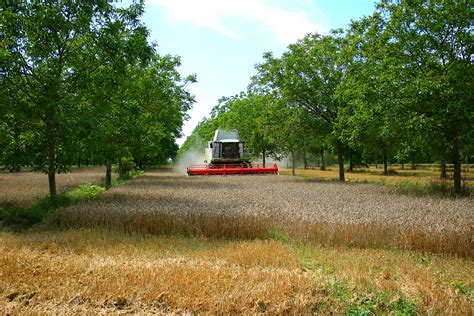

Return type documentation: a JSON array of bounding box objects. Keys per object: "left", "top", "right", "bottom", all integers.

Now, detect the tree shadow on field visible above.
[
  {"left": 128, "top": 175, "right": 241, "bottom": 190},
  {"left": 57, "top": 191, "right": 271, "bottom": 241},
  {"left": 83, "top": 190, "right": 244, "bottom": 215}
]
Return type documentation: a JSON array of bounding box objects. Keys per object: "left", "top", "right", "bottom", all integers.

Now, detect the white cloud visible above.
[{"left": 148, "top": 0, "right": 328, "bottom": 43}]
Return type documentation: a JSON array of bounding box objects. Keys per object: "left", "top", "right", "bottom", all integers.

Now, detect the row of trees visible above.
[
  {"left": 180, "top": 0, "right": 473, "bottom": 194},
  {"left": 1, "top": 1, "right": 195, "bottom": 200}
]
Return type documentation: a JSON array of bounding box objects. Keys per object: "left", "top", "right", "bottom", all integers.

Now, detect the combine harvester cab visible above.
[{"left": 187, "top": 129, "right": 278, "bottom": 176}]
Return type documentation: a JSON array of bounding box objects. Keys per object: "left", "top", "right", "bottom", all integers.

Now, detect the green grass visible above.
[
  {"left": 393, "top": 179, "right": 472, "bottom": 197},
  {"left": 297, "top": 174, "right": 472, "bottom": 198},
  {"left": 0, "top": 169, "right": 145, "bottom": 229},
  {"left": 346, "top": 290, "right": 416, "bottom": 315},
  {"left": 270, "top": 229, "right": 419, "bottom": 314},
  {"left": 271, "top": 229, "right": 323, "bottom": 272},
  {"left": 451, "top": 279, "right": 473, "bottom": 296},
  {"left": 0, "top": 184, "right": 105, "bottom": 228},
  {"left": 270, "top": 228, "right": 291, "bottom": 243}
]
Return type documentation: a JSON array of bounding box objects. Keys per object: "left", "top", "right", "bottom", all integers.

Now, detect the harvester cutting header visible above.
[{"left": 186, "top": 129, "right": 278, "bottom": 176}]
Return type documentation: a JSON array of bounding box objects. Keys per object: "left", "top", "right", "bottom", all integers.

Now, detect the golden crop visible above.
[
  {"left": 59, "top": 170, "right": 473, "bottom": 256},
  {"left": 1, "top": 168, "right": 472, "bottom": 313}
]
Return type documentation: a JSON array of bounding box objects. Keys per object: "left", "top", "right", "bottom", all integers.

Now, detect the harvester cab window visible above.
[{"left": 222, "top": 143, "right": 239, "bottom": 159}]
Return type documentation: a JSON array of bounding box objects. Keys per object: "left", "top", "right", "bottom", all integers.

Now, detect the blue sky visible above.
[{"left": 135, "top": 0, "right": 378, "bottom": 144}]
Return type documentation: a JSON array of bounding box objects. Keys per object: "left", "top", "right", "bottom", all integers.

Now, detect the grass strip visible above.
[
  {"left": 0, "top": 184, "right": 105, "bottom": 228},
  {"left": 0, "top": 171, "right": 143, "bottom": 229},
  {"left": 270, "top": 229, "right": 419, "bottom": 314}
]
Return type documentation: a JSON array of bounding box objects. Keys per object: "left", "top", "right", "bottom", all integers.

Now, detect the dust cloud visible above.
[{"left": 173, "top": 150, "right": 205, "bottom": 175}]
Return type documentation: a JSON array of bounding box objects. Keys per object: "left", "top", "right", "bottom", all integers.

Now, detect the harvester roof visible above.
[{"left": 213, "top": 129, "right": 240, "bottom": 142}]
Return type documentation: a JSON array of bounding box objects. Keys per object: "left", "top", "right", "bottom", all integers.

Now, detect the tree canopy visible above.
[
  {"left": 1, "top": 1, "right": 195, "bottom": 199},
  {"left": 182, "top": 0, "right": 472, "bottom": 194}
]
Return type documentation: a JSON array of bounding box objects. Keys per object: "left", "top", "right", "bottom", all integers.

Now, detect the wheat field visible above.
[
  {"left": 1, "top": 229, "right": 473, "bottom": 314},
  {"left": 1, "top": 168, "right": 473, "bottom": 313},
  {"left": 58, "top": 169, "right": 473, "bottom": 256}
]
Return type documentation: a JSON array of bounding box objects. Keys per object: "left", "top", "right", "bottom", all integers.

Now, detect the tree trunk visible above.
[
  {"left": 303, "top": 151, "right": 308, "bottom": 169},
  {"left": 47, "top": 140, "right": 57, "bottom": 202},
  {"left": 118, "top": 160, "right": 125, "bottom": 179},
  {"left": 401, "top": 161, "right": 404, "bottom": 170},
  {"left": 291, "top": 150, "right": 296, "bottom": 177},
  {"left": 452, "top": 137, "right": 461, "bottom": 195},
  {"left": 262, "top": 149, "right": 266, "bottom": 168},
  {"left": 320, "top": 148, "right": 325, "bottom": 171},
  {"left": 349, "top": 159, "right": 353, "bottom": 172},
  {"left": 440, "top": 156, "right": 447, "bottom": 179},
  {"left": 336, "top": 140, "right": 345, "bottom": 182},
  {"left": 105, "top": 160, "right": 112, "bottom": 189},
  {"left": 383, "top": 152, "right": 388, "bottom": 175}
]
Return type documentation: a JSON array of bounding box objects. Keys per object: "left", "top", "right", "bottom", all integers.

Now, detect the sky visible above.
[{"left": 135, "top": 0, "right": 378, "bottom": 145}]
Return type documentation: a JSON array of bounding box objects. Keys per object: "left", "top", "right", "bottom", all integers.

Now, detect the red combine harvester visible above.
[{"left": 187, "top": 129, "right": 278, "bottom": 176}]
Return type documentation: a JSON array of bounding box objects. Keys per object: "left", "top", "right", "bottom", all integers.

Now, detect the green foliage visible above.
[
  {"left": 200, "top": 0, "right": 472, "bottom": 192},
  {"left": 216, "top": 93, "right": 283, "bottom": 160},
  {"left": 177, "top": 117, "right": 219, "bottom": 158},
  {"left": 322, "top": 280, "right": 418, "bottom": 314},
  {"left": 85, "top": 54, "right": 195, "bottom": 169},
  {"left": 68, "top": 184, "right": 105, "bottom": 200},
  {"left": 346, "top": 291, "right": 416, "bottom": 315},
  {"left": 3, "top": 0, "right": 472, "bottom": 197},
  {"left": 1, "top": 1, "right": 195, "bottom": 199},
  {"left": 250, "top": 30, "right": 349, "bottom": 180},
  {"left": 270, "top": 229, "right": 290, "bottom": 244},
  {"left": 113, "top": 156, "right": 136, "bottom": 179},
  {"left": 326, "top": 280, "right": 352, "bottom": 305},
  {"left": 451, "top": 280, "right": 472, "bottom": 297},
  {"left": 1, "top": 1, "right": 138, "bottom": 197},
  {"left": 346, "top": 0, "right": 473, "bottom": 192}
]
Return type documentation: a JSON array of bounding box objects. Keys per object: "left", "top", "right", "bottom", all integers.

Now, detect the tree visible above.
[
  {"left": 253, "top": 31, "right": 348, "bottom": 181},
  {"left": 349, "top": 0, "right": 474, "bottom": 193},
  {"left": 177, "top": 117, "right": 220, "bottom": 158},
  {"left": 269, "top": 104, "right": 307, "bottom": 176},
  {"left": 336, "top": 13, "right": 410, "bottom": 175},
  {"left": 216, "top": 93, "right": 282, "bottom": 166},
  {"left": 127, "top": 55, "right": 195, "bottom": 168},
  {"left": 1, "top": 1, "right": 149, "bottom": 200},
  {"left": 337, "top": 0, "right": 473, "bottom": 193}
]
